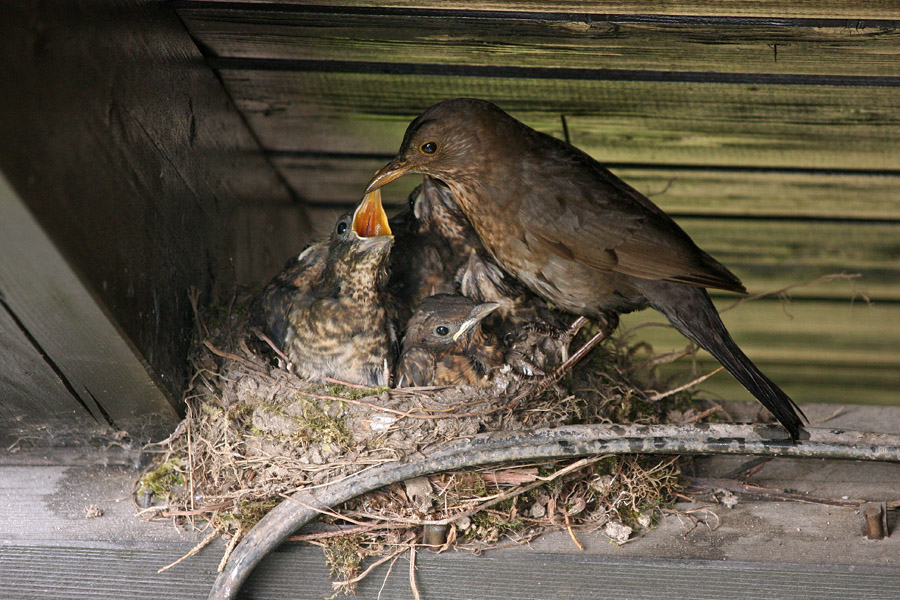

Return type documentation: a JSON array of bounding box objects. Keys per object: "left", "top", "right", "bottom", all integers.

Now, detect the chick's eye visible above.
[
  {"left": 336, "top": 221, "right": 348, "bottom": 234},
  {"left": 420, "top": 141, "right": 437, "bottom": 155},
  {"left": 435, "top": 325, "right": 450, "bottom": 336}
]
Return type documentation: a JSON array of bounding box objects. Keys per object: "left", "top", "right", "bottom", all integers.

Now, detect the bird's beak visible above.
[
  {"left": 352, "top": 189, "right": 393, "bottom": 239},
  {"left": 452, "top": 302, "right": 500, "bottom": 341},
  {"left": 366, "top": 159, "right": 415, "bottom": 193}
]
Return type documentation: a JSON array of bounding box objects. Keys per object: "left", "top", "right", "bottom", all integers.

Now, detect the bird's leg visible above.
[{"left": 560, "top": 316, "right": 589, "bottom": 363}]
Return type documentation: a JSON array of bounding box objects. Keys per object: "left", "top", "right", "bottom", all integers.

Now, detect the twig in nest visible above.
[
  {"left": 332, "top": 534, "right": 414, "bottom": 592},
  {"left": 681, "top": 405, "right": 724, "bottom": 424},
  {"left": 203, "top": 341, "right": 269, "bottom": 377},
  {"left": 324, "top": 376, "right": 377, "bottom": 390},
  {"left": 288, "top": 523, "right": 392, "bottom": 542},
  {"left": 188, "top": 286, "right": 209, "bottom": 340},
  {"left": 218, "top": 526, "right": 243, "bottom": 573},
  {"left": 158, "top": 528, "right": 219, "bottom": 573},
  {"left": 256, "top": 331, "right": 292, "bottom": 367},
  {"left": 563, "top": 510, "right": 584, "bottom": 551},
  {"left": 689, "top": 477, "right": 900, "bottom": 510},
  {"left": 536, "top": 455, "right": 612, "bottom": 483},
  {"left": 187, "top": 403, "right": 195, "bottom": 513},
  {"left": 163, "top": 502, "right": 233, "bottom": 517},
  {"left": 377, "top": 552, "right": 401, "bottom": 600},
  {"left": 646, "top": 367, "right": 723, "bottom": 402},
  {"left": 280, "top": 493, "right": 371, "bottom": 527},
  {"left": 409, "top": 539, "right": 421, "bottom": 600},
  {"left": 720, "top": 272, "right": 863, "bottom": 313}
]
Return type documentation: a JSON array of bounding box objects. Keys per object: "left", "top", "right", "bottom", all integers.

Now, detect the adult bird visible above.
[
  {"left": 260, "top": 190, "right": 397, "bottom": 386},
  {"left": 396, "top": 294, "right": 502, "bottom": 388},
  {"left": 366, "top": 98, "right": 806, "bottom": 440}
]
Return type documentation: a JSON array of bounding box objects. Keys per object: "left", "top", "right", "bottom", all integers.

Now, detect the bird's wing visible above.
[
  {"left": 397, "top": 348, "right": 434, "bottom": 387},
  {"left": 517, "top": 164, "right": 745, "bottom": 293}
]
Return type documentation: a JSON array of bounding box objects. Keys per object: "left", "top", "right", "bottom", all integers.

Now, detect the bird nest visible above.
[{"left": 137, "top": 291, "right": 724, "bottom": 591}]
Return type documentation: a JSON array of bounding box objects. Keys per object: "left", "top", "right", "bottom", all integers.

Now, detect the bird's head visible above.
[
  {"left": 327, "top": 190, "right": 394, "bottom": 284},
  {"left": 366, "top": 98, "right": 510, "bottom": 193},
  {"left": 403, "top": 294, "right": 499, "bottom": 351}
]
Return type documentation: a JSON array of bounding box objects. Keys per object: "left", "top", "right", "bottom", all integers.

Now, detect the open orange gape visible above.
[{"left": 351, "top": 189, "right": 393, "bottom": 238}]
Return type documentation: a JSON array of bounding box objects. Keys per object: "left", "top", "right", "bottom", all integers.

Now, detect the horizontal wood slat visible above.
[
  {"left": 218, "top": 71, "right": 900, "bottom": 170},
  {"left": 176, "top": 1, "right": 900, "bottom": 20},
  {"left": 178, "top": 6, "right": 900, "bottom": 77},
  {"left": 273, "top": 155, "right": 900, "bottom": 220},
  {"left": 620, "top": 298, "right": 900, "bottom": 406}
]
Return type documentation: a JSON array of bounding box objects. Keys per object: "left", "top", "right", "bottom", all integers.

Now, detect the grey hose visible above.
[{"left": 209, "top": 423, "right": 900, "bottom": 599}]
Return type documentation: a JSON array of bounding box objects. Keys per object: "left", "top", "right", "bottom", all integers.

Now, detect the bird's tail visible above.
[{"left": 644, "top": 283, "right": 806, "bottom": 440}]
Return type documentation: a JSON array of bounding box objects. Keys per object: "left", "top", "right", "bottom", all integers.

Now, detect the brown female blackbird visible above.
[
  {"left": 396, "top": 294, "right": 502, "bottom": 388},
  {"left": 260, "top": 191, "right": 397, "bottom": 386},
  {"left": 367, "top": 98, "right": 805, "bottom": 439}
]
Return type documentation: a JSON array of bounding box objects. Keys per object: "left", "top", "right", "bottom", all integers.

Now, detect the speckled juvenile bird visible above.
[
  {"left": 387, "top": 175, "right": 481, "bottom": 326},
  {"left": 260, "top": 191, "right": 397, "bottom": 386},
  {"left": 367, "top": 98, "right": 806, "bottom": 439},
  {"left": 456, "top": 249, "right": 571, "bottom": 375},
  {"left": 396, "top": 294, "right": 502, "bottom": 388},
  {"left": 259, "top": 242, "right": 328, "bottom": 351}
]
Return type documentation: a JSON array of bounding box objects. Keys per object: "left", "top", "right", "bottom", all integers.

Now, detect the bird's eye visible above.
[
  {"left": 336, "top": 221, "right": 348, "bottom": 235},
  {"left": 435, "top": 325, "right": 450, "bottom": 336},
  {"left": 420, "top": 141, "right": 437, "bottom": 155}
]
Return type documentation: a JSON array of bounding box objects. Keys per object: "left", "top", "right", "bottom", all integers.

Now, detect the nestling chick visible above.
[
  {"left": 456, "top": 249, "right": 572, "bottom": 375},
  {"left": 387, "top": 175, "right": 481, "bottom": 327},
  {"left": 396, "top": 294, "right": 502, "bottom": 388},
  {"left": 260, "top": 191, "right": 397, "bottom": 386}
]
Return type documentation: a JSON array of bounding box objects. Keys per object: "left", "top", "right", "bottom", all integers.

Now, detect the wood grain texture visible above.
[
  {"left": 621, "top": 298, "right": 900, "bottom": 406},
  {"left": 178, "top": 5, "right": 900, "bottom": 76},
  {"left": 218, "top": 70, "right": 900, "bottom": 169},
  {"left": 0, "top": 174, "right": 179, "bottom": 437},
  {"left": 0, "top": 302, "right": 100, "bottom": 443},
  {"left": 0, "top": 0, "right": 303, "bottom": 425},
  {"left": 177, "top": 1, "right": 900, "bottom": 20},
  {"left": 676, "top": 218, "right": 900, "bottom": 300}
]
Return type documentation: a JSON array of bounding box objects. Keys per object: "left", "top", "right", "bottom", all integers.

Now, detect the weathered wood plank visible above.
[
  {"left": 177, "top": 1, "right": 900, "bottom": 20},
  {"left": 273, "top": 155, "right": 900, "bottom": 220},
  {"left": 218, "top": 71, "right": 900, "bottom": 169},
  {"left": 620, "top": 298, "right": 900, "bottom": 406},
  {"left": 678, "top": 218, "right": 900, "bottom": 300},
  {"left": 0, "top": 174, "right": 180, "bottom": 437},
  {"left": 0, "top": 301, "right": 99, "bottom": 445},
  {"left": 178, "top": 6, "right": 900, "bottom": 77},
  {"left": 231, "top": 202, "right": 316, "bottom": 284},
  {"left": 5, "top": 540, "right": 900, "bottom": 600},
  {"left": 0, "top": 1, "right": 304, "bottom": 422}
]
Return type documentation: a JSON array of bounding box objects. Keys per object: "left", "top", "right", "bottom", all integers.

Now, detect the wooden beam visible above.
[
  {"left": 215, "top": 70, "right": 900, "bottom": 170},
  {"left": 176, "top": 1, "right": 900, "bottom": 20},
  {"left": 0, "top": 174, "right": 180, "bottom": 437},
  {"left": 178, "top": 5, "right": 900, "bottom": 77}
]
